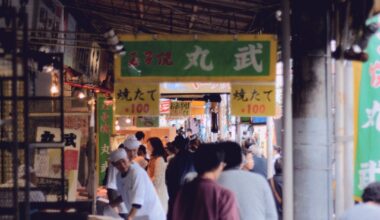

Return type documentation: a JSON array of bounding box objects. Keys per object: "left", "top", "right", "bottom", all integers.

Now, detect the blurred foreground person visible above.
[
  {"left": 165, "top": 135, "right": 194, "bottom": 220},
  {"left": 110, "top": 148, "right": 165, "bottom": 220},
  {"left": 269, "top": 157, "right": 283, "bottom": 219},
  {"left": 218, "top": 142, "right": 277, "bottom": 220},
  {"left": 250, "top": 144, "right": 268, "bottom": 178},
  {"left": 173, "top": 143, "right": 239, "bottom": 220},
  {"left": 339, "top": 181, "right": 380, "bottom": 220}
]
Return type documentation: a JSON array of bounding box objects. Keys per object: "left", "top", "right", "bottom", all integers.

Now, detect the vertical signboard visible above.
[
  {"left": 354, "top": 14, "right": 380, "bottom": 200},
  {"left": 230, "top": 84, "right": 275, "bottom": 116},
  {"left": 97, "top": 95, "right": 113, "bottom": 186}
]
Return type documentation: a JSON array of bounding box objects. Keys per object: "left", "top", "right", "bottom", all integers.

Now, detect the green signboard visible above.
[
  {"left": 354, "top": 14, "right": 380, "bottom": 200},
  {"left": 97, "top": 96, "right": 113, "bottom": 186},
  {"left": 115, "top": 34, "right": 276, "bottom": 82}
]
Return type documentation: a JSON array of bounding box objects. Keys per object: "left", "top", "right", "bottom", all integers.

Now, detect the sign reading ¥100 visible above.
[
  {"left": 115, "top": 35, "right": 277, "bottom": 82},
  {"left": 114, "top": 83, "right": 159, "bottom": 116},
  {"left": 231, "top": 84, "right": 275, "bottom": 117}
]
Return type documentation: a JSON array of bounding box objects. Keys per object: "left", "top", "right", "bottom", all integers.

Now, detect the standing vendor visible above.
[
  {"left": 106, "top": 135, "right": 142, "bottom": 217},
  {"left": 109, "top": 148, "right": 165, "bottom": 220}
]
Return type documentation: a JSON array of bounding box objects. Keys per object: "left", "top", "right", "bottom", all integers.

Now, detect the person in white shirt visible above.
[
  {"left": 106, "top": 135, "right": 143, "bottom": 216},
  {"left": 109, "top": 148, "right": 165, "bottom": 220}
]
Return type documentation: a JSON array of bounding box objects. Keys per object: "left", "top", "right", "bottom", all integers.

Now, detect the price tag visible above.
[
  {"left": 114, "top": 83, "right": 159, "bottom": 116},
  {"left": 231, "top": 84, "right": 275, "bottom": 116}
]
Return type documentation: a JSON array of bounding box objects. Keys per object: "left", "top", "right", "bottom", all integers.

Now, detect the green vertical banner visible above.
[
  {"left": 97, "top": 95, "right": 113, "bottom": 186},
  {"left": 354, "top": 14, "right": 380, "bottom": 200}
]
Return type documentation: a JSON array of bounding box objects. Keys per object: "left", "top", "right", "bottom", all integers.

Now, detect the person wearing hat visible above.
[
  {"left": 109, "top": 148, "right": 165, "bottom": 220},
  {"left": 106, "top": 144, "right": 128, "bottom": 217}
]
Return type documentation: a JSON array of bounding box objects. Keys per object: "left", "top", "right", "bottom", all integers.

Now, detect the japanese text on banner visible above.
[
  {"left": 97, "top": 96, "right": 113, "bottom": 185},
  {"left": 115, "top": 83, "right": 159, "bottom": 116},
  {"left": 170, "top": 101, "right": 191, "bottom": 116},
  {"left": 115, "top": 34, "right": 277, "bottom": 82},
  {"left": 231, "top": 84, "right": 275, "bottom": 116}
]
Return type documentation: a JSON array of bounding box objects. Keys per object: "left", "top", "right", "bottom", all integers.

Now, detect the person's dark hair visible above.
[
  {"left": 172, "top": 135, "right": 188, "bottom": 151},
  {"left": 275, "top": 157, "right": 283, "bottom": 174},
  {"left": 218, "top": 142, "right": 242, "bottom": 170},
  {"left": 135, "top": 131, "right": 145, "bottom": 141},
  {"left": 148, "top": 137, "right": 167, "bottom": 161},
  {"left": 194, "top": 143, "right": 225, "bottom": 175},
  {"left": 274, "top": 145, "right": 282, "bottom": 154},
  {"left": 362, "top": 182, "right": 380, "bottom": 203},
  {"left": 189, "top": 138, "right": 201, "bottom": 151},
  {"left": 138, "top": 145, "right": 147, "bottom": 156},
  {"left": 165, "top": 142, "right": 177, "bottom": 155}
]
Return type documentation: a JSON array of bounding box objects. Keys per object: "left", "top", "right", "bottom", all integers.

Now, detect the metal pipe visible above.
[
  {"left": 22, "top": 6, "right": 30, "bottom": 220},
  {"left": 335, "top": 1, "right": 351, "bottom": 216},
  {"left": 267, "top": 117, "right": 274, "bottom": 178},
  {"left": 89, "top": 97, "right": 97, "bottom": 214},
  {"left": 335, "top": 59, "right": 345, "bottom": 217},
  {"left": 11, "top": 8, "right": 19, "bottom": 220},
  {"left": 343, "top": 62, "right": 354, "bottom": 210},
  {"left": 281, "top": 0, "right": 293, "bottom": 219}
]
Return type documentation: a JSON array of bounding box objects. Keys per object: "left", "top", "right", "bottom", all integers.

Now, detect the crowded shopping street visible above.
[{"left": 1, "top": 0, "right": 380, "bottom": 220}]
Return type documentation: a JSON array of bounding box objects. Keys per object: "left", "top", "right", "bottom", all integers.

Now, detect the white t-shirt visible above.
[
  {"left": 116, "top": 163, "right": 165, "bottom": 220},
  {"left": 106, "top": 164, "right": 128, "bottom": 214}
]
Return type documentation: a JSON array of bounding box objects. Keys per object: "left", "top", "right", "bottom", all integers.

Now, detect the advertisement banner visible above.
[
  {"left": 230, "top": 84, "right": 275, "bottom": 116},
  {"left": 170, "top": 101, "right": 191, "bottom": 117},
  {"left": 115, "top": 34, "right": 277, "bottom": 82},
  {"left": 160, "top": 99, "right": 171, "bottom": 114},
  {"left": 354, "top": 14, "right": 380, "bottom": 199},
  {"left": 34, "top": 127, "right": 81, "bottom": 201},
  {"left": 114, "top": 82, "right": 160, "bottom": 116},
  {"left": 97, "top": 96, "right": 113, "bottom": 186}
]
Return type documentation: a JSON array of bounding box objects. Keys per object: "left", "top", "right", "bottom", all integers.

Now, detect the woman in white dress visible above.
[{"left": 147, "top": 137, "right": 169, "bottom": 213}]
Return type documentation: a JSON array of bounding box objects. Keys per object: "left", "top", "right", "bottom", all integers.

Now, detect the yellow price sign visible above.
[
  {"left": 114, "top": 83, "right": 159, "bottom": 116},
  {"left": 231, "top": 84, "right": 275, "bottom": 116}
]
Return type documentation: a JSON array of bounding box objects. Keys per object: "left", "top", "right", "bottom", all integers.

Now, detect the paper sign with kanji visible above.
[
  {"left": 115, "top": 83, "right": 159, "bottom": 116},
  {"left": 231, "top": 84, "right": 275, "bottom": 116},
  {"left": 170, "top": 101, "right": 191, "bottom": 116}
]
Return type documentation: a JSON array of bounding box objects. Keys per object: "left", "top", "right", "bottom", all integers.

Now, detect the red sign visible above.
[{"left": 160, "top": 99, "right": 171, "bottom": 114}]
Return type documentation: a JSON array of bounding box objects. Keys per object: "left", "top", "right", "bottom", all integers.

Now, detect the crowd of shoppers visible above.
[{"left": 101, "top": 131, "right": 380, "bottom": 220}]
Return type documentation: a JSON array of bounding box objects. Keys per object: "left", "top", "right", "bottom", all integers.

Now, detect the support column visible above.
[
  {"left": 281, "top": 0, "right": 293, "bottom": 219},
  {"left": 343, "top": 62, "right": 354, "bottom": 210},
  {"left": 292, "top": 0, "right": 333, "bottom": 219}
]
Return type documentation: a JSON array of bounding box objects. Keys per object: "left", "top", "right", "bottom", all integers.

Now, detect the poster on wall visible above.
[
  {"left": 170, "top": 101, "right": 191, "bottom": 116},
  {"left": 64, "top": 114, "right": 89, "bottom": 148},
  {"left": 34, "top": 127, "right": 81, "bottom": 201},
  {"left": 354, "top": 14, "right": 380, "bottom": 200}
]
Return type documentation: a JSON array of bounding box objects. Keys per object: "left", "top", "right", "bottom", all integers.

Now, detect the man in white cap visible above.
[
  {"left": 123, "top": 135, "right": 140, "bottom": 161},
  {"left": 109, "top": 148, "right": 165, "bottom": 220},
  {"left": 106, "top": 135, "right": 142, "bottom": 216}
]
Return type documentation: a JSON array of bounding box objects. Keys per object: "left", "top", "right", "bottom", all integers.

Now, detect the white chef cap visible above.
[
  {"left": 123, "top": 135, "right": 140, "bottom": 150},
  {"left": 109, "top": 148, "right": 127, "bottom": 163}
]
